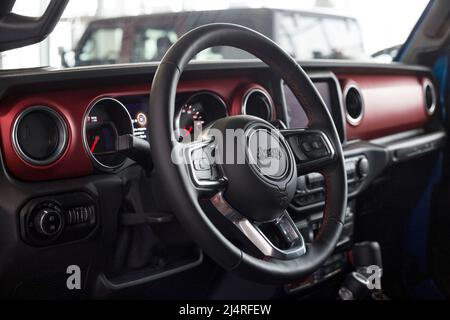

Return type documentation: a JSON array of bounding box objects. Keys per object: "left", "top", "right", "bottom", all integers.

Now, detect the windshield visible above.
[{"left": 0, "top": 0, "right": 429, "bottom": 69}]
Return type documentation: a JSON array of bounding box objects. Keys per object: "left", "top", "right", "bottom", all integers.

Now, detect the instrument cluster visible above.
[{"left": 83, "top": 87, "right": 276, "bottom": 171}]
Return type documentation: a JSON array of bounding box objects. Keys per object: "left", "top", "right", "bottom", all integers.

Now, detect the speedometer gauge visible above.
[
  {"left": 84, "top": 97, "right": 133, "bottom": 170},
  {"left": 175, "top": 92, "right": 228, "bottom": 142}
]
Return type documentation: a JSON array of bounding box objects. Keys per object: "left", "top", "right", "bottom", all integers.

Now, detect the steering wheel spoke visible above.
[
  {"left": 211, "top": 193, "right": 306, "bottom": 260},
  {"left": 181, "top": 138, "right": 226, "bottom": 196},
  {"left": 281, "top": 128, "right": 336, "bottom": 175}
]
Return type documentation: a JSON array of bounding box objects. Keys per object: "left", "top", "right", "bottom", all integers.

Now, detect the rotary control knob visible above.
[
  {"left": 356, "top": 157, "right": 370, "bottom": 179},
  {"left": 33, "top": 206, "right": 63, "bottom": 237}
]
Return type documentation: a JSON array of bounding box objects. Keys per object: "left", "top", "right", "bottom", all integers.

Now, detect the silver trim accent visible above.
[
  {"left": 422, "top": 79, "right": 436, "bottom": 116},
  {"left": 241, "top": 88, "right": 273, "bottom": 121},
  {"left": 343, "top": 84, "right": 365, "bottom": 126},
  {"left": 82, "top": 97, "right": 134, "bottom": 171},
  {"left": 12, "top": 106, "right": 68, "bottom": 166},
  {"left": 37, "top": 209, "right": 61, "bottom": 236},
  {"left": 211, "top": 192, "right": 306, "bottom": 260}
]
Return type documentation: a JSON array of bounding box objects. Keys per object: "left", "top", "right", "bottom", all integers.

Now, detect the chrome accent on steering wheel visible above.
[{"left": 211, "top": 192, "right": 306, "bottom": 260}]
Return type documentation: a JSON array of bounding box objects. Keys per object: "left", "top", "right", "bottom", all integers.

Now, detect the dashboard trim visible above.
[{"left": 0, "top": 61, "right": 437, "bottom": 182}]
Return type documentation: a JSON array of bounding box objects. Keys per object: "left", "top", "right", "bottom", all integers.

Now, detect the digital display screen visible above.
[
  {"left": 119, "top": 95, "right": 149, "bottom": 140},
  {"left": 284, "top": 81, "right": 333, "bottom": 129}
]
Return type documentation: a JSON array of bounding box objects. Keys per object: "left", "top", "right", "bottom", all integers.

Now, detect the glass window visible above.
[
  {"left": 78, "top": 28, "right": 124, "bottom": 65},
  {"left": 275, "top": 13, "right": 365, "bottom": 60},
  {"left": 322, "top": 18, "right": 364, "bottom": 59},
  {"left": 0, "top": 0, "right": 430, "bottom": 69},
  {"left": 132, "top": 28, "right": 178, "bottom": 62}
]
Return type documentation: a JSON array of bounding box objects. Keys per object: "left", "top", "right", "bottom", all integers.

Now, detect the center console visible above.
[
  {"left": 281, "top": 70, "right": 382, "bottom": 293},
  {"left": 285, "top": 156, "right": 365, "bottom": 293},
  {"left": 286, "top": 199, "right": 354, "bottom": 293}
]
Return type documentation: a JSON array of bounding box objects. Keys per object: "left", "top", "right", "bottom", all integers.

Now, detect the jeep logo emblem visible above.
[
  {"left": 257, "top": 147, "right": 282, "bottom": 162},
  {"left": 247, "top": 129, "right": 288, "bottom": 179}
]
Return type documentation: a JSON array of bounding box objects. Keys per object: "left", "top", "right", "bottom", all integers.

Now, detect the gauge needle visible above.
[
  {"left": 183, "top": 126, "right": 193, "bottom": 137},
  {"left": 90, "top": 135, "right": 100, "bottom": 153}
]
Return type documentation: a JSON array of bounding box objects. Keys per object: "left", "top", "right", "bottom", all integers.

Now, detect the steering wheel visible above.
[{"left": 149, "top": 23, "right": 347, "bottom": 284}]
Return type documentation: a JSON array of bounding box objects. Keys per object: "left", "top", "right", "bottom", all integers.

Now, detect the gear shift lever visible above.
[
  {"left": 352, "top": 241, "right": 387, "bottom": 300},
  {"left": 338, "top": 241, "right": 387, "bottom": 300},
  {"left": 353, "top": 241, "right": 383, "bottom": 272}
]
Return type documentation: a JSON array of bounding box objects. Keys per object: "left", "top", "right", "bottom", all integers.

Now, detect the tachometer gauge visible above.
[
  {"left": 84, "top": 97, "right": 133, "bottom": 170},
  {"left": 175, "top": 92, "right": 228, "bottom": 142},
  {"left": 178, "top": 101, "right": 205, "bottom": 139}
]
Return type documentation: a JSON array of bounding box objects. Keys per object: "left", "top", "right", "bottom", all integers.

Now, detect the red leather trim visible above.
[
  {"left": 338, "top": 74, "right": 430, "bottom": 140},
  {"left": 0, "top": 77, "right": 251, "bottom": 181}
]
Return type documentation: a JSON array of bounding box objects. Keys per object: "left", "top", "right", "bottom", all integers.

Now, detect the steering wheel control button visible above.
[
  {"left": 299, "top": 135, "right": 330, "bottom": 160},
  {"left": 188, "top": 143, "right": 222, "bottom": 186},
  {"left": 193, "top": 158, "right": 210, "bottom": 171},
  {"left": 283, "top": 130, "right": 335, "bottom": 170}
]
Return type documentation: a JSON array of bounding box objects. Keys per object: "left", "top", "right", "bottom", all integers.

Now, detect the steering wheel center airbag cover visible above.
[
  {"left": 247, "top": 128, "right": 289, "bottom": 180},
  {"left": 209, "top": 116, "right": 297, "bottom": 222}
]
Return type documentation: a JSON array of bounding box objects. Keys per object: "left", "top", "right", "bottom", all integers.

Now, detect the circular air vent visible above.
[
  {"left": 344, "top": 85, "right": 364, "bottom": 126},
  {"left": 12, "top": 106, "right": 68, "bottom": 166},
  {"left": 423, "top": 79, "right": 436, "bottom": 115},
  {"left": 242, "top": 88, "right": 273, "bottom": 121}
]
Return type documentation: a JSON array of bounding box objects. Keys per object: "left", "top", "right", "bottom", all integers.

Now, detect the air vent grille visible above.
[
  {"left": 242, "top": 88, "right": 273, "bottom": 121},
  {"left": 423, "top": 79, "right": 436, "bottom": 115},
  {"left": 344, "top": 85, "right": 364, "bottom": 126},
  {"left": 12, "top": 106, "right": 68, "bottom": 166}
]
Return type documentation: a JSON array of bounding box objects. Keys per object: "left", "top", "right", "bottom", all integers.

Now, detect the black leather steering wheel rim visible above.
[{"left": 149, "top": 23, "right": 347, "bottom": 284}]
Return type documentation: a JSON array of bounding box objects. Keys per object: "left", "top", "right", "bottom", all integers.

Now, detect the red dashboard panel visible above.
[
  {"left": 0, "top": 70, "right": 434, "bottom": 182},
  {"left": 0, "top": 77, "right": 256, "bottom": 181},
  {"left": 337, "top": 74, "right": 430, "bottom": 140}
]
